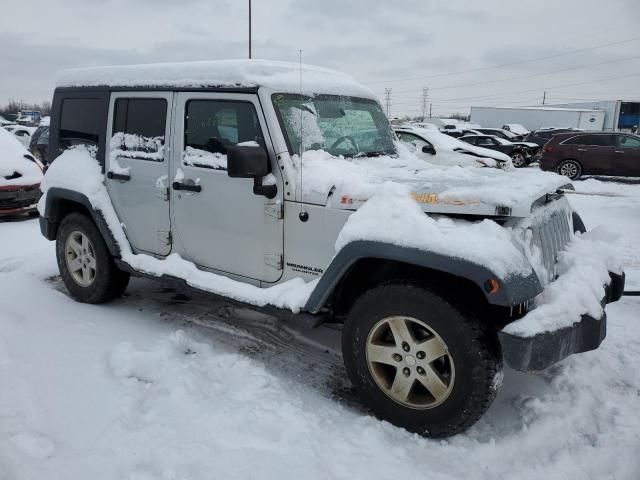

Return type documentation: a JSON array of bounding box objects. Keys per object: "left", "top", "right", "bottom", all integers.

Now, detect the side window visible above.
[
  {"left": 59, "top": 98, "right": 102, "bottom": 150},
  {"left": 183, "top": 100, "right": 264, "bottom": 170},
  {"left": 111, "top": 98, "right": 167, "bottom": 161},
  {"left": 477, "top": 138, "right": 493, "bottom": 146},
  {"left": 617, "top": 135, "right": 640, "bottom": 149}
]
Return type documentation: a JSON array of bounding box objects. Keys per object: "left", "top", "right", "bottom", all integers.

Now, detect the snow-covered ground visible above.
[{"left": 1, "top": 178, "right": 639, "bottom": 479}]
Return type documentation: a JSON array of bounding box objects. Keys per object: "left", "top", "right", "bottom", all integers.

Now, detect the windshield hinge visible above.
[
  {"left": 264, "top": 202, "right": 284, "bottom": 220},
  {"left": 264, "top": 254, "right": 283, "bottom": 270}
]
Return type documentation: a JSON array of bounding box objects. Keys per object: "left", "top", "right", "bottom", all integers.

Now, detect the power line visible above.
[
  {"left": 364, "top": 35, "right": 640, "bottom": 85},
  {"left": 384, "top": 88, "right": 392, "bottom": 117},
  {"left": 385, "top": 54, "right": 640, "bottom": 95}
]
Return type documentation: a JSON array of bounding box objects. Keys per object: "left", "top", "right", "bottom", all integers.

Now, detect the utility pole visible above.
[
  {"left": 421, "top": 87, "right": 428, "bottom": 121},
  {"left": 429, "top": 103, "right": 432, "bottom": 118},
  {"left": 542, "top": 91, "right": 546, "bottom": 105},
  {"left": 384, "top": 88, "right": 392, "bottom": 118},
  {"left": 248, "top": 0, "right": 252, "bottom": 59}
]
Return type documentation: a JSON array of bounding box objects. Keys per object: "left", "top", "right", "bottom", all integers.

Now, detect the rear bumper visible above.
[
  {"left": 0, "top": 184, "right": 41, "bottom": 216},
  {"left": 499, "top": 271, "right": 625, "bottom": 371}
]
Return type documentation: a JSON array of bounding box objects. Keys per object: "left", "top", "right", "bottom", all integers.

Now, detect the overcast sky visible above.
[{"left": 1, "top": 0, "right": 639, "bottom": 117}]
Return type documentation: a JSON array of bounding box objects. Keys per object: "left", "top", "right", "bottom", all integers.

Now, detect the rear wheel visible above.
[
  {"left": 557, "top": 159, "right": 582, "bottom": 180},
  {"left": 342, "top": 283, "right": 502, "bottom": 437},
  {"left": 56, "top": 213, "right": 129, "bottom": 303}
]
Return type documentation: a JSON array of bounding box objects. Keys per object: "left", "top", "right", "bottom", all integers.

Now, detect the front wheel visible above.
[
  {"left": 557, "top": 159, "right": 582, "bottom": 180},
  {"left": 56, "top": 212, "right": 130, "bottom": 303},
  {"left": 511, "top": 152, "right": 526, "bottom": 168},
  {"left": 342, "top": 284, "right": 502, "bottom": 437}
]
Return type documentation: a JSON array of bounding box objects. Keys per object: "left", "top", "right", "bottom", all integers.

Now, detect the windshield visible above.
[{"left": 272, "top": 94, "right": 396, "bottom": 158}]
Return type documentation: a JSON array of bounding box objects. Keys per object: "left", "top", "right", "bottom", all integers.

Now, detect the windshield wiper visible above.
[{"left": 354, "top": 150, "right": 389, "bottom": 158}]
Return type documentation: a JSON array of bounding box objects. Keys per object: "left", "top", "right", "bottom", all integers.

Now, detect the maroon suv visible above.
[{"left": 539, "top": 132, "right": 640, "bottom": 179}]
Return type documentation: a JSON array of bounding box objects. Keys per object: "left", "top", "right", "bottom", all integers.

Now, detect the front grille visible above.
[
  {"left": 0, "top": 187, "right": 41, "bottom": 210},
  {"left": 531, "top": 209, "right": 572, "bottom": 284}
]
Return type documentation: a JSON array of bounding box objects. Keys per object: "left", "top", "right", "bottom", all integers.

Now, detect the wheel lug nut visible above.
[
  {"left": 416, "top": 351, "right": 425, "bottom": 360},
  {"left": 392, "top": 354, "right": 402, "bottom": 362},
  {"left": 417, "top": 366, "right": 425, "bottom": 375},
  {"left": 402, "top": 342, "right": 410, "bottom": 352},
  {"left": 403, "top": 367, "right": 410, "bottom": 377}
]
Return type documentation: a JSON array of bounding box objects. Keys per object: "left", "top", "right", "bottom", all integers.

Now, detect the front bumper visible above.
[{"left": 499, "top": 271, "right": 625, "bottom": 371}]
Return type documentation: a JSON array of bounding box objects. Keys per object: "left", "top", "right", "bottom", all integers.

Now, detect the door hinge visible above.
[
  {"left": 158, "top": 230, "right": 172, "bottom": 245},
  {"left": 264, "top": 202, "right": 284, "bottom": 220},
  {"left": 264, "top": 254, "right": 283, "bottom": 270}
]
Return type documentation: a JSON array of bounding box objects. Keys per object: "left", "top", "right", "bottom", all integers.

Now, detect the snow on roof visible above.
[{"left": 56, "top": 59, "right": 376, "bottom": 99}]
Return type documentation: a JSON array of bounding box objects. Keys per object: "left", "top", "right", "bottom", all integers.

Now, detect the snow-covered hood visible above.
[
  {"left": 0, "top": 128, "right": 43, "bottom": 187},
  {"left": 289, "top": 145, "right": 570, "bottom": 217}
]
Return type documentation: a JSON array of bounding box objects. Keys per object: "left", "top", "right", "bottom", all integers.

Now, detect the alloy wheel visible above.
[
  {"left": 365, "top": 316, "right": 455, "bottom": 409},
  {"left": 64, "top": 231, "right": 97, "bottom": 287}
]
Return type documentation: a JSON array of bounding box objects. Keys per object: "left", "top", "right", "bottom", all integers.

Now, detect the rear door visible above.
[
  {"left": 106, "top": 92, "right": 173, "bottom": 256},
  {"left": 573, "top": 134, "right": 614, "bottom": 175},
  {"left": 613, "top": 135, "right": 640, "bottom": 176}
]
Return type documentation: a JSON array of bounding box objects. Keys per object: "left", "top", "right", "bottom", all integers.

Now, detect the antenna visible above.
[
  {"left": 248, "top": 0, "right": 252, "bottom": 59},
  {"left": 298, "top": 50, "right": 309, "bottom": 222}
]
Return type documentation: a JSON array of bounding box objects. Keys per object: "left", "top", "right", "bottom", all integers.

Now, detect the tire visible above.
[
  {"left": 56, "top": 212, "right": 130, "bottom": 303},
  {"left": 342, "top": 283, "right": 502, "bottom": 438},
  {"left": 511, "top": 152, "right": 526, "bottom": 168},
  {"left": 557, "top": 159, "right": 582, "bottom": 180},
  {"left": 572, "top": 212, "right": 586, "bottom": 234},
  {"left": 31, "top": 149, "right": 44, "bottom": 163}
]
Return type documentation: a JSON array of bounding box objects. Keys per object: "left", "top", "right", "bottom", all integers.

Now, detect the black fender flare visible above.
[
  {"left": 39, "top": 187, "right": 121, "bottom": 257},
  {"left": 303, "top": 240, "right": 542, "bottom": 313}
]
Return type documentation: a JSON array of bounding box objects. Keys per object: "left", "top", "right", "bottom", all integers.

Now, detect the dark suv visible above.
[
  {"left": 539, "top": 132, "right": 640, "bottom": 179},
  {"left": 29, "top": 125, "right": 49, "bottom": 164}
]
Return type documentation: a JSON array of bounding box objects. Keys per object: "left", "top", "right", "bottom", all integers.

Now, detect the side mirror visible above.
[
  {"left": 226, "top": 145, "right": 276, "bottom": 199},
  {"left": 422, "top": 145, "right": 436, "bottom": 155},
  {"left": 227, "top": 145, "right": 269, "bottom": 178}
]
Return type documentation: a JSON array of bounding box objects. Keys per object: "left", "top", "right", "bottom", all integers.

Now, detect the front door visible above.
[
  {"left": 106, "top": 92, "right": 173, "bottom": 256},
  {"left": 171, "top": 92, "right": 284, "bottom": 283},
  {"left": 613, "top": 135, "right": 640, "bottom": 177}
]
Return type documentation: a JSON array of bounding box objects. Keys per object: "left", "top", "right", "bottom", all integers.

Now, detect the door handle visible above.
[
  {"left": 614, "top": 150, "right": 624, "bottom": 154},
  {"left": 107, "top": 171, "right": 131, "bottom": 181},
  {"left": 577, "top": 148, "right": 586, "bottom": 152},
  {"left": 172, "top": 181, "right": 202, "bottom": 193}
]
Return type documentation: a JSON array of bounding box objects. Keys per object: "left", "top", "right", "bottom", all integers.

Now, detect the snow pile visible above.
[
  {"left": 182, "top": 147, "right": 227, "bottom": 170},
  {"left": 39, "top": 147, "right": 317, "bottom": 312},
  {"left": 56, "top": 59, "right": 376, "bottom": 99},
  {"left": 0, "top": 128, "right": 43, "bottom": 187},
  {"left": 335, "top": 182, "right": 531, "bottom": 277},
  {"left": 503, "top": 227, "right": 623, "bottom": 337},
  {"left": 286, "top": 143, "right": 567, "bottom": 211},
  {"left": 109, "top": 133, "right": 164, "bottom": 161}
]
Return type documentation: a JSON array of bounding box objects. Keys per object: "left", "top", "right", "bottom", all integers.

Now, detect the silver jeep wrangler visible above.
[{"left": 39, "top": 60, "right": 624, "bottom": 437}]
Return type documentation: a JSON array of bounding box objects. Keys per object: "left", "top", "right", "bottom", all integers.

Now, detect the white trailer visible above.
[{"left": 470, "top": 106, "right": 605, "bottom": 131}]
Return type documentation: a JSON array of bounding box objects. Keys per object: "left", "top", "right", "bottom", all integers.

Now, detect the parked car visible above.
[
  {"left": 29, "top": 125, "right": 49, "bottom": 164},
  {"left": 524, "top": 128, "right": 580, "bottom": 147},
  {"left": 4, "top": 125, "right": 36, "bottom": 148},
  {"left": 540, "top": 132, "right": 640, "bottom": 179},
  {"left": 459, "top": 134, "right": 540, "bottom": 168},
  {"left": 38, "top": 59, "right": 623, "bottom": 437},
  {"left": 0, "top": 128, "right": 44, "bottom": 217},
  {"left": 502, "top": 123, "right": 529, "bottom": 137},
  {"left": 394, "top": 127, "right": 511, "bottom": 168},
  {"left": 475, "top": 128, "right": 523, "bottom": 141}
]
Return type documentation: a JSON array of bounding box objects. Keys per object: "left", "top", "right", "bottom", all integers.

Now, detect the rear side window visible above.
[
  {"left": 111, "top": 98, "right": 167, "bottom": 160},
  {"left": 59, "top": 98, "right": 102, "bottom": 149},
  {"left": 617, "top": 135, "right": 640, "bottom": 148},
  {"left": 563, "top": 135, "right": 614, "bottom": 147}
]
